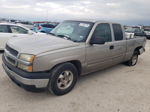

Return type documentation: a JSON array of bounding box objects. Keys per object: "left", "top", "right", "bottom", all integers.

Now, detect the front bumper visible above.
[{"left": 2, "top": 55, "right": 50, "bottom": 89}]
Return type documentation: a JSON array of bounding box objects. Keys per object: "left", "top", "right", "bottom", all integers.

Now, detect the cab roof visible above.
[{"left": 65, "top": 19, "right": 121, "bottom": 25}]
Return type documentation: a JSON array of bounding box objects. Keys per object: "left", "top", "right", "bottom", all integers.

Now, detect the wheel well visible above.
[
  {"left": 51, "top": 60, "right": 82, "bottom": 76},
  {"left": 69, "top": 60, "right": 82, "bottom": 76},
  {"left": 134, "top": 46, "right": 142, "bottom": 55}
]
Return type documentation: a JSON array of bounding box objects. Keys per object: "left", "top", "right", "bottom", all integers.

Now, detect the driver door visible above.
[{"left": 85, "top": 23, "right": 114, "bottom": 73}]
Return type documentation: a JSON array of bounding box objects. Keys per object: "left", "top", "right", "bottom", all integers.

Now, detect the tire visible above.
[
  {"left": 0, "top": 50, "right": 4, "bottom": 53},
  {"left": 47, "top": 63, "right": 78, "bottom": 96},
  {"left": 126, "top": 51, "right": 138, "bottom": 66},
  {"left": 147, "top": 36, "right": 150, "bottom": 39},
  {"left": 146, "top": 35, "right": 150, "bottom": 39}
]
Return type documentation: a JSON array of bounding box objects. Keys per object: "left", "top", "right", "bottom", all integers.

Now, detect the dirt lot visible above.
[{"left": 0, "top": 40, "right": 150, "bottom": 112}]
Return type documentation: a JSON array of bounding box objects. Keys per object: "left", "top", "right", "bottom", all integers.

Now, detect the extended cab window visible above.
[
  {"left": 92, "top": 23, "right": 112, "bottom": 42},
  {"left": 113, "top": 24, "right": 123, "bottom": 41},
  {"left": 9, "top": 26, "right": 28, "bottom": 34},
  {"left": 0, "top": 25, "right": 9, "bottom": 33}
]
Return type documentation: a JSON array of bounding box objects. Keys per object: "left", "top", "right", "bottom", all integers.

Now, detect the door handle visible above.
[{"left": 109, "top": 45, "right": 114, "bottom": 50}]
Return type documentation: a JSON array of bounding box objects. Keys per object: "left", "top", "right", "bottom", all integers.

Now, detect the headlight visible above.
[
  {"left": 19, "top": 54, "right": 35, "bottom": 62},
  {"left": 18, "top": 54, "right": 35, "bottom": 72},
  {"left": 18, "top": 63, "right": 33, "bottom": 72}
]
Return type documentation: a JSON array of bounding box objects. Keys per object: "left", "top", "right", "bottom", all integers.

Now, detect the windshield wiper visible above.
[
  {"left": 57, "top": 34, "right": 72, "bottom": 40},
  {"left": 49, "top": 32, "right": 56, "bottom": 36},
  {"left": 53, "top": 34, "right": 78, "bottom": 42},
  {"left": 49, "top": 33, "right": 74, "bottom": 41},
  {"left": 57, "top": 34, "right": 69, "bottom": 38}
]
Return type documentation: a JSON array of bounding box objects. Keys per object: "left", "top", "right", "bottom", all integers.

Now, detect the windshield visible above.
[
  {"left": 125, "top": 27, "right": 142, "bottom": 33},
  {"left": 50, "top": 21, "right": 94, "bottom": 42}
]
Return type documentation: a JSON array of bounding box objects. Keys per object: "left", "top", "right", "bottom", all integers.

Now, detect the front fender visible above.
[{"left": 33, "top": 44, "right": 86, "bottom": 72}]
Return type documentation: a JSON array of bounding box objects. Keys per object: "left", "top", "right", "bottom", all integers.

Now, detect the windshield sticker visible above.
[{"left": 79, "top": 23, "right": 90, "bottom": 27}]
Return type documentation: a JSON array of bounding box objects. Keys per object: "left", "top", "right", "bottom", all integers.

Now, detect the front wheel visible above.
[
  {"left": 126, "top": 51, "right": 138, "bottom": 66},
  {"left": 47, "top": 63, "right": 78, "bottom": 96}
]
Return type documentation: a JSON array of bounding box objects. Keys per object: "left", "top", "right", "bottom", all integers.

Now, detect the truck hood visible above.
[{"left": 7, "top": 35, "right": 80, "bottom": 55}]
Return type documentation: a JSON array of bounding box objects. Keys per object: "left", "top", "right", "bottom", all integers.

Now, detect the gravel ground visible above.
[{"left": 0, "top": 40, "right": 150, "bottom": 112}]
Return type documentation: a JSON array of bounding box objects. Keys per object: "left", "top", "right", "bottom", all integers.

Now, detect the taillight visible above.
[{"left": 37, "top": 26, "right": 41, "bottom": 30}]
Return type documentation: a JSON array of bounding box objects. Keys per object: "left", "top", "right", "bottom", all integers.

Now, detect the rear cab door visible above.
[{"left": 110, "top": 23, "right": 127, "bottom": 64}]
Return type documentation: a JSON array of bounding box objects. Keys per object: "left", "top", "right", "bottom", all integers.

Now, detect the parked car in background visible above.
[
  {"left": 2, "top": 20, "right": 146, "bottom": 96},
  {"left": 0, "top": 23, "right": 35, "bottom": 50},
  {"left": 33, "top": 23, "right": 56, "bottom": 33},
  {"left": 125, "top": 27, "right": 146, "bottom": 37},
  {"left": 144, "top": 28, "right": 150, "bottom": 39},
  {"left": 16, "top": 21, "right": 34, "bottom": 30}
]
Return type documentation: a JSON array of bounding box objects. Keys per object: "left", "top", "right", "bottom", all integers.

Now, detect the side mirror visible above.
[{"left": 90, "top": 37, "right": 105, "bottom": 45}]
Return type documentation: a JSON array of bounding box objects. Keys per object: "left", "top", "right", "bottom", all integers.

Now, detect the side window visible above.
[
  {"left": 9, "top": 26, "right": 28, "bottom": 34},
  {"left": 112, "top": 24, "right": 123, "bottom": 41},
  {"left": 0, "top": 25, "right": 9, "bottom": 33},
  {"left": 92, "top": 23, "right": 112, "bottom": 42},
  {"left": 42, "top": 24, "right": 55, "bottom": 28}
]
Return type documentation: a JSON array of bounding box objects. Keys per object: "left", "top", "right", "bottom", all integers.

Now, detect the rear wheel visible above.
[
  {"left": 126, "top": 51, "right": 138, "bottom": 66},
  {"left": 0, "top": 50, "right": 4, "bottom": 53},
  {"left": 47, "top": 63, "right": 78, "bottom": 96},
  {"left": 147, "top": 36, "right": 150, "bottom": 39}
]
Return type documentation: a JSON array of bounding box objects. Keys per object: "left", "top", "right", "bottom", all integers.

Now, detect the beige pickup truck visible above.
[{"left": 2, "top": 20, "right": 146, "bottom": 95}]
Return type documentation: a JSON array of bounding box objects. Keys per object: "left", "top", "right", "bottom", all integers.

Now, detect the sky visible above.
[{"left": 0, "top": 0, "right": 150, "bottom": 25}]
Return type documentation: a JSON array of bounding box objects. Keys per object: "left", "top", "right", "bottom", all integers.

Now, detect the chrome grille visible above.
[
  {"left": 6, "top": 45, "right": 18, "bottom": 56},
  {"left": 4, "top": 45, "right": 19, "bottom": 66},
  {"left": 7, "top": 57, "right": 16, "bottom": 65}
]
